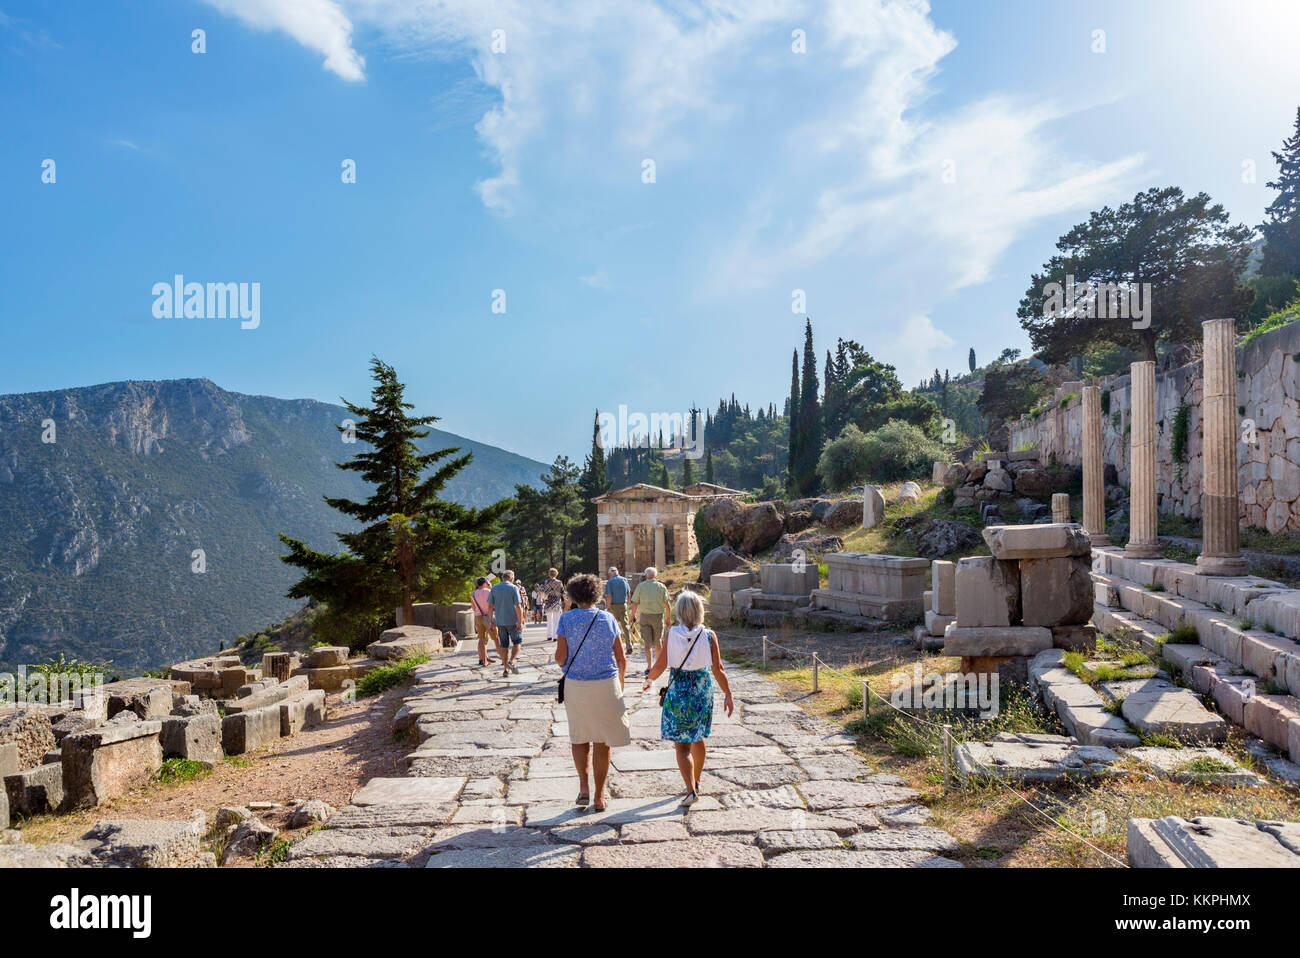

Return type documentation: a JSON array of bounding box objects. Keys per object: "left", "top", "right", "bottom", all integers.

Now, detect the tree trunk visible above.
[{"left": 1140, "top": 328, "right": 1157, "bottom": 364}]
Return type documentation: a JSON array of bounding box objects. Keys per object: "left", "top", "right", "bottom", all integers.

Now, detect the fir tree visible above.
[{"left": 279, "top": 357, "right": 505, "bottom": 642}]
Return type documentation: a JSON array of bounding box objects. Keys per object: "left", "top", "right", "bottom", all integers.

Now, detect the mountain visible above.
[{"left": 0, "top": 378, "right": 548, "bottom": 674}]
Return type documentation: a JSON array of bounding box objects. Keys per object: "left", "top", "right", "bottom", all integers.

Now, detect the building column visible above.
[
  {"left": 624, "top": 529, "right": 635, "bottom": 575},
  {"left": 654, "top": 525, "right": 666, "bottom": 570},
  {"left": 1125, "top": 361, "right": 1160, "bottom": 558},
  {"left": 1051, "top": 492, "right": 1071, "bottom": 524},
  {"left": 1197, "top": 318, "right": 1248, "bottom": 576},
  {"left": 1082, "top": 385, "right": 1110, "bottom": 546}
]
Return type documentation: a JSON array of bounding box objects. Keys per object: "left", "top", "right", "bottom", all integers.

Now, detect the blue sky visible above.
[{"left": 3, "top": 0, "right": 1299, "bottom": 464}]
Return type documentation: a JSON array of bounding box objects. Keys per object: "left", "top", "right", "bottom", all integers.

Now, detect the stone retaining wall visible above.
[{"left": 1008, "top": 318, "right": 1300, "bottom": 532}]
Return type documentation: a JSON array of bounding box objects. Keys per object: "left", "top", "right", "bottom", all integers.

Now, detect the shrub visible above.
[
  {"left": 693, "top": 508, "right": 723, "bottom": 557},
  {"left": 818, "top": 420, "right": 946, "bottom": 488},
  {"left": 355, "top": 655, "right": 430, "bottom": 698}
]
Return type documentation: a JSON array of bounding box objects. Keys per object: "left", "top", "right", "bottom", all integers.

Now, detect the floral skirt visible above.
[{"left": 660, "top": 668, "right": 713, "bottom": 742}]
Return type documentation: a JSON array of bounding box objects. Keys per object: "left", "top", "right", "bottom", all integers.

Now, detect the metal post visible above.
[
  {"left": 942, "top": 724, "right": 953, "bottom": 790},
  {"left": 861, "top": 679, "right": 869, "bottom": 721},
  {"left": 812, "top": 653, "right": 819, "bottom": 693},
  {"left": 762, "top": 635, "right": 767, "bottom": 670}
]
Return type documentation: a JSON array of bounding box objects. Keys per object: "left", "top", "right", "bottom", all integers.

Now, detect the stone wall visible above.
[{"left": 1009, "top": 318, "right": 1300, "bottom": 532}]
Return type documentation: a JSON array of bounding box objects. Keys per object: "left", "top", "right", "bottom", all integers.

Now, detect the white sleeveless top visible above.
[{"left": 666, "top": 625, "right": 712, "bottom": 671}]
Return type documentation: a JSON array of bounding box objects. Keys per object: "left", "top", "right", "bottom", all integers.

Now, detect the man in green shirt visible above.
[{"left": 630, "top": 566, "right": 670, "bottom": 675}]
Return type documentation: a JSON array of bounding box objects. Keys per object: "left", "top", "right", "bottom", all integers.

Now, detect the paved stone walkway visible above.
[{"left": 280, "top": 623, "right": 963, "bottom": 868}]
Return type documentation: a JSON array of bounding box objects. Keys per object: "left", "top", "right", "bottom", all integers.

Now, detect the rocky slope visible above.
[{"left": 0, "top": 379, "right": 546, "bottom": 674}]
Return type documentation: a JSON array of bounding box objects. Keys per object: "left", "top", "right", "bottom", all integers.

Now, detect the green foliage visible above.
[
  {"left": 693, "top": 508, "right": 723, "bottom": 557},
  {"left": 27, "top": 653, "right": 114, "bottom": 682},
  {"left": 1018, "top": 186, "right": 1255, "bottom": 363},
  {"left": 159, "top": 758, "right": 211, "bottom": 785},
  {"left": 355, "top": 654, "right": 430, "bottom": 698},
  {"left": 278, "top": 357, "right": 506, "bottom": 642},
  {"left": 1171, "top": 402, "right": 1192, "bottom": 480},
  {"left": 504, "top": 456, "right": 585, "bottom": 584},
  {"left": 1100, "top": 389, "right": 1111, "bottom": 415},
  {"left": 819, "top": 420, "right": 946, "bottom": 486},
  {"left": 1239, "top": 296, "right": 1300, "bottom": 349},
  {"left": 1159, "top": 622, "right": 1201, "bottom": 645},
  {"left": 1259, "top": 107, "right": 1300, "bottom": 278},
  {"left": 978, "top": 362, "right": 1051, "bottom": 427}
]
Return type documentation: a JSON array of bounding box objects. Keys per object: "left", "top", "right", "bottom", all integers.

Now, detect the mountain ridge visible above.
[{"left": 0, "top": 377, "right": 548, "bottom": 674}]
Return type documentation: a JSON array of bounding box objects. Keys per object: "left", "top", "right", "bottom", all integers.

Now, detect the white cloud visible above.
[
  {"left": 201, "top": 0, "right": 365, "bottom": 81},
  {"left": 884, "top": 313, "right": 955, "bottom": 387},
  {"left": 579, "top": 269, "right": 612, "bottom": 291}
]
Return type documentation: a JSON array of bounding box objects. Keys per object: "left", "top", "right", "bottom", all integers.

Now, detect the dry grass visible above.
[{"left": 714, "top": 626, "right": 1300, "bottom": 868}]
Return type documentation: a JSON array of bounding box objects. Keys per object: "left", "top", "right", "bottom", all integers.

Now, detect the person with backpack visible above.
[
  {"left": 555, "top": 573, "right": 630, "bottom": 811},
  {"left": 642, "top": 589, "right": 733, "bottom": 807}
]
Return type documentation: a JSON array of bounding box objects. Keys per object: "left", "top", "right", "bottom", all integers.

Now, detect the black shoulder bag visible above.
[
  {"left": 557, "top": 610, "right": 600, "bottom": 704},
  {"left": 659, "top": 627, "right": 709, "bottom": 708}
]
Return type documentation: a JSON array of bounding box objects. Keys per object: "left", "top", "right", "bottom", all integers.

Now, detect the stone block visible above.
[
  {"left": 4, "top": 761, "right": 64, "bottom": 817},
  {"left": 759, "top": 563, "right": 820, "bottom": 597},
  {"left": 77, "top": 819, "right": 206, "bottom": 868},
  {"left": 1019, "top": 556, "right": 1093, "bottom": 627},
  {"left": 160, "top": 714, "right": 222, "bottom": 765},
  {"left": 1127, "top": 816, "right": 1300, "bottom": 868},
  {"left": 291, "top": 666, "right": 353, "bottom": 692},
  {"left": 710, "top": 571, "right": 755, "bottom": 594},
  {"left": 932, "top": 560, "right": 956, "bottom": 616},
  {"left": 262, "top": 652, "right": 293, "bottom": 683},
  {"left": 0, "top": 711, "right": 56, "bottom": 771},
  {"left": 1239, "top": 632, "right": 1296, "bottom": 685},
  {"left": 924, "top": 609, "right": 955, "bottom": 638},
  {"left": 982, "top": 523, "right": 1090, "bottom": 560},
  {"left": 304, "top": 646, "right": 350, "bottom": 669},
  {"left": 301, "top": 689, "right": 327, "bottom": 729},
  {"left": 278, "top": 692, "right": 327, "bottom": 737},
  {"left": 944, "top": 625, "right": 1052, "bottom": 657},
  {"left": 1243, "top": 694, "right": 1300, "bottom": 749},
  {"left": 0, "top": 743, "right": 18, "bottom": 778},
  {"left": 1050, "top": 624, "right": 1097, "bottom": 652},
  {"left": 1120, "top": 682, "right": 1228, "bottom": 744},
  {"left": 861, "top": 485, "right": 886, "bottom": 529},
  {"left": 104, "top": 681, "right": 173, "bottom": 721},
  {"left": 368, "top": 625, "right": 443, "bottom": 661},
  {"left": 61, "top": 721, "right": 163, "bottom": 810},
  {"left": 954, "top": 557, "right": 1020, "bottom": 627},
  {"left": 1161, "top": 644, "right": 1220, "bottom": 675},
  {"left": 221, "top": 705, "right": 281, "bottom": 755}
]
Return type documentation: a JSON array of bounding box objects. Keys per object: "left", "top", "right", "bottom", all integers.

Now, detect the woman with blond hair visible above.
[
  {"left": 556, "top": 572, "right": 630, "bottom": 811},
  {"left": 642, "top": 589, "right": 733, "bottom": 806}
]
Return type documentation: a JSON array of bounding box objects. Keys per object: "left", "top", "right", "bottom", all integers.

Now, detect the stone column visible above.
[
  {"left": 1082, "top": 385, "right": 1110, "bottom": 545},
  {"left": 1051, "top": 493, "right": 1070, "bottom": 524},
  {"left": 654, "top": 525, "right": 666, "bottom": 569},
  {"left": 1197, "top": 318, "right": 1248, "bottom": 576},
  {"left": 624, "top": 529, "right": 635, "bottom": 575},
  {"left": 1125, "top": 361, "right": 1160, "bottom": 558}
]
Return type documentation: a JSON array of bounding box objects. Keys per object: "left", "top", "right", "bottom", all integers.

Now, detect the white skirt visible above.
[{"left": 563, "top": 675, "right": 631, "bottom": 746}]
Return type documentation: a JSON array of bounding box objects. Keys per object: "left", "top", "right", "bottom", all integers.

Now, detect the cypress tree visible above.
[
  {"left": 705, "top": 447, "right": 714, "bottom": 483},
  {"left": 786, "top": 348, "right": 800, "bottom": 488},
  {"left": 1261, "top": 107, "right": 1300, "bottom": 278},
  {"left": 575, "top": 410, "right": 609, "bottom": 570},
  {"left": 795, "top": 318, "right": 822, "bottom": 495},
  {"left": 968, "top": 347, "right": 976, "bottom": 373}
]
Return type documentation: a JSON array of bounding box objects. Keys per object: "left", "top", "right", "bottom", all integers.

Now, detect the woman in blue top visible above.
[{"left": 555, "top": 572, "right": 630, "bottom": 811}]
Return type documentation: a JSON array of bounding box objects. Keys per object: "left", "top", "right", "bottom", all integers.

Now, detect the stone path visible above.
[{"left": 278, "top": 623, "right": 964, "bottom": 868}]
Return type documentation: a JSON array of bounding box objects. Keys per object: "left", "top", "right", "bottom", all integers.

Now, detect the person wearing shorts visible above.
[
  {"left": 489, "top": 570, "right": 526, "bottom": 677},
  {"left": 603, "top": 566, "right": 633, "bottom": 654},
  {"left": 470, "top": 576, "right": 498, "bottom": 667},
  {"left": 630, "top": 566, "right": 670, "bottom": 675}
]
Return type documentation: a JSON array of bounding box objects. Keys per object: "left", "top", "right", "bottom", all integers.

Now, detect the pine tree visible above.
[
  {"left": 1262, "top": 107, "right": 1300, "bottom": 278},
  {"left": 279, "top": 357, "right": 505, "bottom": 642}
]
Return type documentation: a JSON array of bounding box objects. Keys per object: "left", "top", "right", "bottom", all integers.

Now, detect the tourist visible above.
[
  {"left": 469, "top": 576, "right": 498, "bottom": 667},
  {"left": 555, "top": 572, "right": 629, "bottom": 811},
  {"left": 642, "top": 590, "right": 733, "bottom": 806},
  {"left": 629, "top": 566, "right": 669, "bottom": 674},
  {"left": 603, "top": 566, "right": 633, "bottom": 654},
  {"left": 489, "top": 570, "right": 526, "bottom": 677},
  {"left": 541, "top": 567, "right": 566, "bottom": 641},
  {"left": 534, "top": 583, "right": 545, "bottom": 624}
]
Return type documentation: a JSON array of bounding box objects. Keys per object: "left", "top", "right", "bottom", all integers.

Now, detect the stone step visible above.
[
  {"left": 750, "top": 594, "right": 812, "bottom": 612},
  {"left": 799, "top": 609, "right": 889, "bottom": 633},
  {"left": 810, "top": 588, "right": 919, "bottom": 620}
]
